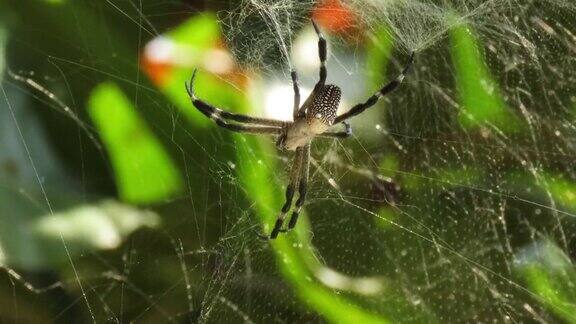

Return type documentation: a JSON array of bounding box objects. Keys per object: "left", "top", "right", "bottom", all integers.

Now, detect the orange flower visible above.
[{"left": 312, "top": 0, "right": 356, "bottom": 34}]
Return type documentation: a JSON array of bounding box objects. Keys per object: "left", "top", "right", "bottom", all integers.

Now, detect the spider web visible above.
[{"left": 1, "top": 0, "right": 576, "bottom": 323}]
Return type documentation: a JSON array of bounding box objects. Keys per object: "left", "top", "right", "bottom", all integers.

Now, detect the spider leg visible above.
[
  {"left": 291, "top": 21, "right": 328, "bottom": 119},
  {"left": 334, "top": 52, "right": 415, "bottom": 124},
  {"left": 312, "top": 20, "right": 328, "bottom": 86},
  {"left": 291, "top": 70, "right": 301, "bottom": 119},
  {"left": 270, "top": 147, "right": 305, "bottom": 239},
  {"left": 319, "top": 121, "right": 352, "bottom": 138},
  {"left": 186, "top": 70, "right": 287, "bottom": 128},
  {"left": 286, "top": 144, "right": 310, "bottom": 231}
]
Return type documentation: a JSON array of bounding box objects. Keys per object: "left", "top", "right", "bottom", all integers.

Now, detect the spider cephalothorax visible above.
[{"left": 186, "top": 20, "right": 414, "bottom": 239}]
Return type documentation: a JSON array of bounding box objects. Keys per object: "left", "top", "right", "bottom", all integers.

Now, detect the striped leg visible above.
[
  {"left": 270, "top": 147, "right": 305, "bottom": 239},
  {"left": 334, "top": 52, "right": 415, "bottom": 124},
  {"left": 291, "top": 70, "right": 302, "bottom": 119},
  {"left": 286, "top": 144, "right": 310, "bottom": 231},
  {"left": 312, "top": 20, "right": 328, "bottom": 86},
  {"left": 320, "top": 121, "right": 352, "bottom": 139},
  {"left": 292, "top": 21, "right": 329, "bottom": 119},
  {"left": 186, "top": 70, "right": 286, "bottom": 133}
]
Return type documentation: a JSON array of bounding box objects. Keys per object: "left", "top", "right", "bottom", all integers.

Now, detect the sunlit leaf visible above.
[
  {"left": 88, "top": 82, "right": 182, "bottom": 204},
  {"left": 450, "top": 24, "right": 521, "bottom": 132},
  {"left": 367, "top": 26, "right": 395, "bottom": 89},
  {"left": 546, "top": 176, "right": 576, "bottom": 210},
  {"left": 167, "top": 13, "right": 220, "bottom": 46},
  {"left": 34, "top": 199, "right": 160, "bottom": 251}
]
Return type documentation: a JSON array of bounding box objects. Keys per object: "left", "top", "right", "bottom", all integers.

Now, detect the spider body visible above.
[
  {"left": 280, "top": 84, "right": 341, "bottom": 151},
  {"left": 186, "top": 21, "right": 414, "bottom": 239}
]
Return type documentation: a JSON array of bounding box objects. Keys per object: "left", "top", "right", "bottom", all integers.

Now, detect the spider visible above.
[{"left": 186, "top": 21, "right": 414, "bottom": 239}]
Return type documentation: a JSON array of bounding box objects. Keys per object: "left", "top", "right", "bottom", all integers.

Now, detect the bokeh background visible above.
[{"left": 1, "top": 0, "right": 576, "bottom": 322}]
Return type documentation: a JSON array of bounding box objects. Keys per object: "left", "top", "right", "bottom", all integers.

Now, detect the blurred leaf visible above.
[
  {"left": 450, "top": 24, "right": 521, "bottom": 132},
  {"left": 88, "top": 82, "right": 182, "bottom": 204},
  {"left": 545, "top": 176, "right": 576, "bottom": 210},
  {"left": 0, "top": 188, "right": 158, "bottom": 268},
  {"left": 34, "top": 199, "right": 160, "bottom": 252},
  {"left": 5, "top": 197, "right": 160, "bottom": 268},
  {"left": 143, "top": 13, "right": 226, "bottom": 127},
  {"left": 362, "top": 25, "right": 395, "bottom": 137},
  {"left": 514, "top": 240, "right": 576, "bottom": 323},
  {"left": 366, "top": 26, "right": 395, "bottom": 89},
  {"left": 167, "top": 13, "right": 220, "bottom": 46}
]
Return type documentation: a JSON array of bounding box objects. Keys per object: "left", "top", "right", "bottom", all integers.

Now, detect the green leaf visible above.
[
  {"left": 450, "top": 23, "right": 521, "bottom": 132},
  {"left": 515, "top": 240, "right": 576, "bottom": 323},
  {"left": 150, "top": 14, "right": 224, "bottom": 127},
  {"left": 167, "top": 13, "right": 220, "bottom": 46},
  {"left": 546, "top": 176, "right": 576, "bottom": 210},
  {"left": 366, "top": 26, "right": 395, "bottom": 89},
  {"left": 361, "top": 25, "right": 395, "bottom": 133},
  {"left": 88, "top": 82, "right": 182, "bottom": 204}
]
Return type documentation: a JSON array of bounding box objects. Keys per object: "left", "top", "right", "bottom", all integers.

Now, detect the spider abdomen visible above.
[{"left": 307, "top": 84, "right": 340, "bottom": 127}]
